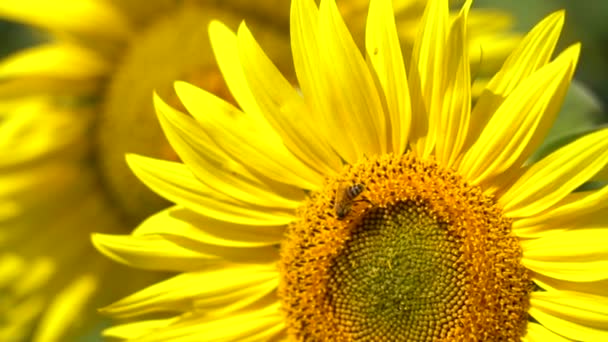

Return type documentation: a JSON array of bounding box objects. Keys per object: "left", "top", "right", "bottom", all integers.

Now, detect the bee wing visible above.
[
  {"left": 335, "top": 184, "right": 354, "bottom": 217},
  {"left": 335, "top": 184, "right": 348, "bottom": 206}
]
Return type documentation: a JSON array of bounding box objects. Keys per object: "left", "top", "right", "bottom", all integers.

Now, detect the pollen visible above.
[{"left": 279, "top": 153, "right": 532, "bottom": 341}]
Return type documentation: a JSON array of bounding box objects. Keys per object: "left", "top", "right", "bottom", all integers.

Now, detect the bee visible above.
[{"left": 335, "top": 183, "right": 366, "bottom": 220}]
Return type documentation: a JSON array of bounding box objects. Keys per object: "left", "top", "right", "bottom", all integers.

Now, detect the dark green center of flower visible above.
[
  {"left": 279, "top": 153, "right": 532, "bottom": 341},
  {"left": 327, "top": 200, "right": 464, "bottom": 341}
]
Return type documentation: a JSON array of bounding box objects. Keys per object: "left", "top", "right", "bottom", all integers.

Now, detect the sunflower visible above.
[
  {"left": 90, "top": 0, "right": 608, "bottom": 340},
  {"left": 92, "top": 0, "right": 607, "bottom": 340},
  {"left": 0, "top": 0, "right": 522, "bottom": 341},
  {"left": 91, "top": 0, "right": 608, "bottom": 341}
]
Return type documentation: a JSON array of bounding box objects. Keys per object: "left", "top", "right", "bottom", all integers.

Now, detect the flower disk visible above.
[{"left": 280, "top": 153, "right": 532, "bottom": 341}]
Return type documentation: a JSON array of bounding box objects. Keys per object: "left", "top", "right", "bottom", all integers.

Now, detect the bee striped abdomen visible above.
[{"left": 335, "top": 183, "right": 365, "bottom": 220}]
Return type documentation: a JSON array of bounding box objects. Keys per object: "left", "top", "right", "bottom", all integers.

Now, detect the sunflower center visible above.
[
  {"left": 279, "top": 153, "right": 532, "bottom": 341},
  {"left": 328, "top": 200, "right": 464, "bottom": 340},
  {"left": 96, "top": 3, "right": 290, "bottom": 225}
]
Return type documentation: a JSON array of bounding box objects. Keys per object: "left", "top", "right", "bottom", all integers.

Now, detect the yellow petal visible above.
[
  {"left": 92, "top": 233, "right": 279, "bottom": 272},
  {"left": 466, "top": 10, "right": 520, "bottom": 72},
  {"left": 174, "top": 81, "right": 324, "bottom": 190},
  {"left": 0, "top": 98, "right": 91, "bottom": 168},
  {"left": 103, "top": 318, "right": 177, "bottom": 341},
  {"left": 365, "top": 0, "right": 411, "bottom": 155},
  {"left": 530, "top": 290, "right": 608, "bottom": 341},
  {"left": 33, "top": 273, "right": 97, "bottom": 342},
  {"left": 0, "top": 254, "right": 24, "bottom": 288},
  {"left": 0, "top": 43, "right": 110, "bottom": 80},
  {"left": 14, "top": 259, "right": 56, "bottom": 301},
  {"left": 209, "top": 17, "right": 319, "bottom": 177},
  {"left": 207, "top": 21, "right": 267, "bottom": 124},
  {"left": 133, "top": 206, "right": 284, "bottom": 248},
  {"left": 459, "top": 44, "right": 579, "bottom": 186},
  {"left": 319, "top": 0, "right": 387, "bottom": 158},
  {"left": 0, "top": 295, "right": 44, "bottom": 341},
  {"left": 154, "top": 93, "right": 306, "bottom": 209},
  {"left": 124, "top": 303, "right": 284, "bottom": 342},
  {"left": 501, "top": 128, "right": 608, "bottom": 217},
  {"left": 408, "top": 0, "right": 448, "bottom": 157},
  {"left": 522, "top": 228, "right": 608, "bottom": 282},
  {"left": 92, "top": 233, "right": 218, "bottom": 271},
  {"left": 126, "top": 154, "right": 297, "bottom": 226},
  {"left": 0, "top": 0, "right": 131, "bottom": 40},
  {"left": 101, "top": 264, "right": 277, "bottom": 319},
  {"left": 465, "top": 11, "right": 565, "bottom": 151},
  {"left": 534, "top": 273, "right": 608, "bottom": 298},
  {"left": 236, "top": 23, "right": 342, "bottom": 175},
  {"left": 0, "top": 163, "right": 94, "bottom": 221},
  {"left": 434, "top": 1, "right": 471, "bottom": 167},
  {"left": 291, "top": 0, "right": 350, "bottom": 161},
  {"left": 467, "top": 34, "right": 521, "bottom": 83},
  {"left": 522, "top": 322, "right": 571, "bottom": 342},
  {"left": 0, "top": 77, "right": 98, "bottom": 99},
  {"left": 513, "top": 186, "right": 608, "bottom": 237}
]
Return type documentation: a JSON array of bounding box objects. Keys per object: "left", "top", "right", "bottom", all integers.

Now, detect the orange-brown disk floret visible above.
[{"left": 278, "top": 153, "right": 531, "bottom": 341}]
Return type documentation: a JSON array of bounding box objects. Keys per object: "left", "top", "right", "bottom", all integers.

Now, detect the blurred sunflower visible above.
[
  {"left": 0, "top": 0, "right": 519, "bottom": 341},
  {"left": 91, "top": 0, "right": 608, "bottom": 340}
]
